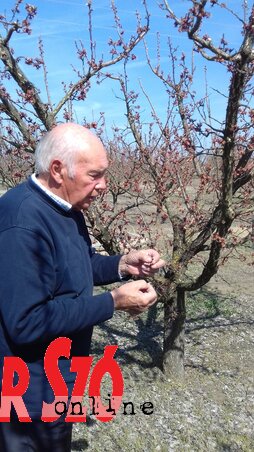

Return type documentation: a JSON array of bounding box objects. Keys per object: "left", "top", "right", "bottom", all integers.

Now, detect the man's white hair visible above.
[{"left": 35, "top": 124, "right": 90, "bottom": 178}]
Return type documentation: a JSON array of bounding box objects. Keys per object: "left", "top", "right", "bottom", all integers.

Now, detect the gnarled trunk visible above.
[{"left": 163, "top": 289, "right": 186, "bottom": 379}]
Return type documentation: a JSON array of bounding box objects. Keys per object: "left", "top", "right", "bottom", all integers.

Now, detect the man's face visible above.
[{"left": 60, "top": 147, "right": 108, "bottom": 211}]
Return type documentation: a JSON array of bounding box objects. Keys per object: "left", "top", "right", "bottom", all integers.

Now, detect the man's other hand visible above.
[
  {"left": 119, "top": 249, "right": 165, "bottom": 278},
  {"left": 111, "top": 280, "right": 157, "bottom": 314}
]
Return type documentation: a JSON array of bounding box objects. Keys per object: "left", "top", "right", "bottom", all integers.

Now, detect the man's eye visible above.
[
  {"left": 89, "top": 175, "right": 100, "bottom": 182},
  {"left": 91, "top": 173, "right": 104, "bottom": 179}
]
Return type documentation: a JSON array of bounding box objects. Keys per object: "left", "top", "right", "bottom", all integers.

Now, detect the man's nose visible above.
[{"left": 95, "top": 176, "right": 107, "bottom": 192}]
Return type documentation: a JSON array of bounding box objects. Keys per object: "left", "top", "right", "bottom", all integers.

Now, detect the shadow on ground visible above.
[{"left": 91, "top": 287, "right": 253, "bottom": 371}]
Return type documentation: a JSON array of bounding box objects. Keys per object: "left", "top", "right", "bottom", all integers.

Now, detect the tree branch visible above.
[
  {"left": 0, "top": 34, "right": 53, "bottom": 130},
  {"left": 0, "top": 91, "right": 35, "bottom": 151}
]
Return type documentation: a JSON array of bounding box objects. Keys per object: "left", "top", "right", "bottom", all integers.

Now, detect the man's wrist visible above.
[{"left": 118, "top": 255, "right": 129, "bottom": 279}]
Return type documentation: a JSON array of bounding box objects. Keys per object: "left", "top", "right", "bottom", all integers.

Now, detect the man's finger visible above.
[
  {"left": 150, "top": 259, "right": 166, "bottom": 270},
  {"left": 141, "top": 259, "right": 165, "bottom": 273}
]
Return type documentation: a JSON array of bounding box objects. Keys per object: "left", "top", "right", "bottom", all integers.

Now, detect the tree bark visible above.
[{"left": 163, "top": 289, "right": 186, "bottom": 379}]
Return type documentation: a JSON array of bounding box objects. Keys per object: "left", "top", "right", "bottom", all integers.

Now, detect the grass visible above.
[{"left": 187, "top": 288, "right": 234, "bottom": 320}]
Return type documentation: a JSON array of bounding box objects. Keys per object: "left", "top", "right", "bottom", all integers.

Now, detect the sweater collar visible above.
[{"left": 31, "top": 174, "right": 72, "bottom": 212}]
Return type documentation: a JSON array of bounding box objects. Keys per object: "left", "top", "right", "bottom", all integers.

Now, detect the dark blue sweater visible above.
[{"left": 0, "top": 177, "right": 121, "bottom": 419}]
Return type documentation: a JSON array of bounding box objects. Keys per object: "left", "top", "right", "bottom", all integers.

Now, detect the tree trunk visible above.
[{"left": 163, "top": 289, "right": 186, "bottom": 379}]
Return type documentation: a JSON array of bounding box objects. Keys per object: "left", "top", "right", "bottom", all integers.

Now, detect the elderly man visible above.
[{"left": 0, "top": 123, "right": 164, "bottom": 451}]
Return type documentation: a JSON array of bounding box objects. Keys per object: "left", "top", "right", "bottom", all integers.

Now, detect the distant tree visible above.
[
  {"left": 85, "top": 0, "right": 254, "bottom": 378},
  {"left": 0, "top": 0, "right": 253, "bottom": 378},
  {"left": 0, "top": 0, "right": 149, "bottom": 184}
]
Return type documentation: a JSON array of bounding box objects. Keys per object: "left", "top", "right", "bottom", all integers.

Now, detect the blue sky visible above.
[{"left": 1, "top": 0, "right": 246, "bottom": 132}]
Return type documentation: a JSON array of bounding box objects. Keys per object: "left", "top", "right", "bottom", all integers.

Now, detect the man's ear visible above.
[{"left": 49, "top": 160, "right": 65, "bottom": 184}]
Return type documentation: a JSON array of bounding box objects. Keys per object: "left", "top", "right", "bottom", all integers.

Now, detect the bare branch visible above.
[
  {"left": 0, "top": 34, "right": 53, "bottom": 129},
  {"left": 0, "top": 90, "right": 35, "bottom": 150}
]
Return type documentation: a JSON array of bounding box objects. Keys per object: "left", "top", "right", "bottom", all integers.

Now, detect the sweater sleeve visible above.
[
  {"left": 0, "top": 227, "right": 114, "bottom": 346},
  {"left": 90, "top": 249, "right": 122, "bottom": 285}
]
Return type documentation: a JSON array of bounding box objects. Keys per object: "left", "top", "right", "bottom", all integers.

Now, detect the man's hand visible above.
[
  {"left": 111, "top": 280, "right": 157, "bottom": 314},
  {"left": 119, "top": 249, "right": 165, "bottom": 278}
]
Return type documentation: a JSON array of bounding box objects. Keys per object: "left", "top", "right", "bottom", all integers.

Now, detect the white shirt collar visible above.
[{"left": 31, "top": 173, "right": 72, "bottom": 211}]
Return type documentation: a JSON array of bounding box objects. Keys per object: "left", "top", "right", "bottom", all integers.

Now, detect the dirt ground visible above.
[
  {"left": 72, "top": 244, "right": 254, "bottom": 451},
  {"left": 205, "top": 244, "right": 253, "bottom": 297}
]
